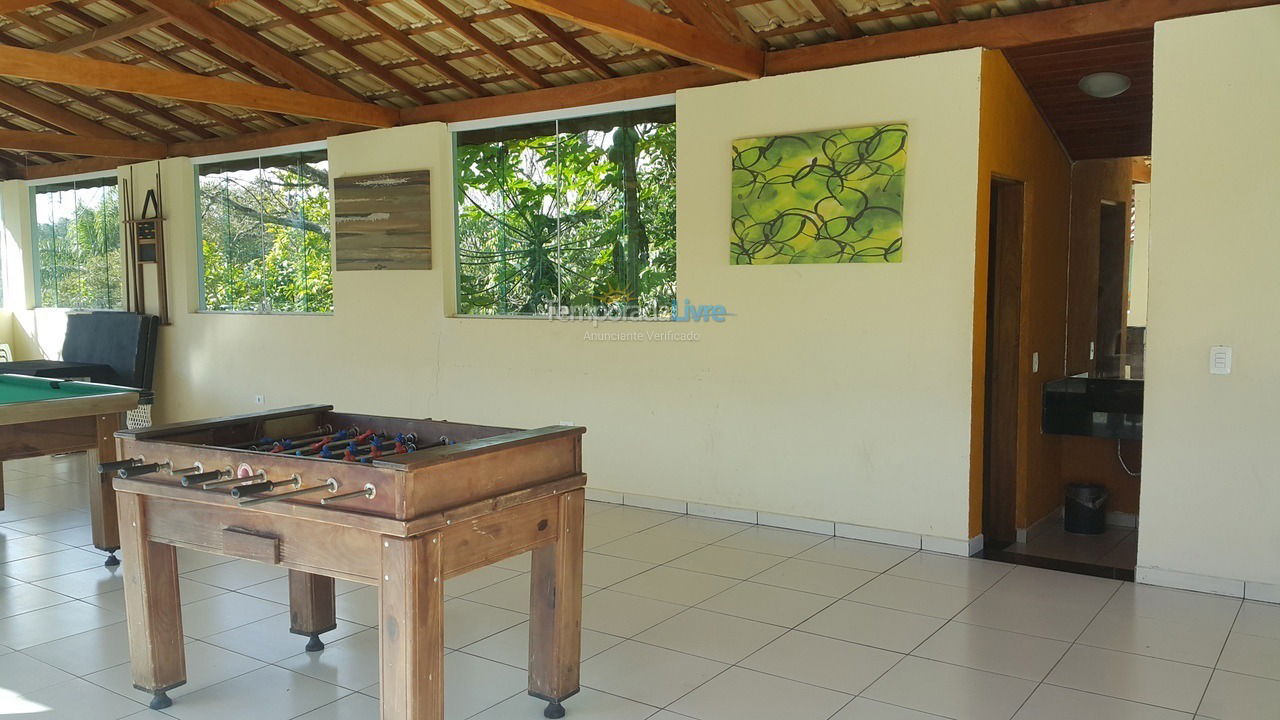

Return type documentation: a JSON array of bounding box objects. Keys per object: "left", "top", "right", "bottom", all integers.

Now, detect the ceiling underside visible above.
[{"left": 0, "top": 0, "right": 1209, "bottom": 174}]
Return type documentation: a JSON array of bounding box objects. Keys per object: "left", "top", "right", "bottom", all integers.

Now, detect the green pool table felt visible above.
[{"left": 0, "top": 374, "right": 132, "bottom": 405}]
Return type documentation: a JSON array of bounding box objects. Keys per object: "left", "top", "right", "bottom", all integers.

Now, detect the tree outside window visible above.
[
  {"left": 197, "top": 150, "right": 333, "bottom": 314},
  {"left": 31, "top": 177, "right": 124, "bottom": 310},
  {"left": 455, "top": 107, "right": 676, "bottom": 316}
]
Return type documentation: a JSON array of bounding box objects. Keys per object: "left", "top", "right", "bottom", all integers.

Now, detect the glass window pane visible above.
[{"left": 31, "top": 178, "right": 123, "bottom": 310}]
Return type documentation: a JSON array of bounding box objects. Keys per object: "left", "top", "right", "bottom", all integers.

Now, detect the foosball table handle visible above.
[{"left": 98, "top": 458, "right": 142, "bottom": 475}]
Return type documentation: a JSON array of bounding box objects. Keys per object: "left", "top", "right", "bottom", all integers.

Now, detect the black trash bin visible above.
[{"left": 1064, "top": 483, "right": 1108, "bottom": 534}]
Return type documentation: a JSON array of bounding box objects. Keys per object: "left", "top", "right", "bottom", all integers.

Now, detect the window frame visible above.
[
  {"left": 193, "top": 141, "right": 334, "bottom": 316},
  {"left": 28, "top": 170, "right": 126, "bottom": 311},
  {"left": 449, "top": 96, "right": 677, "bottom": 320}
]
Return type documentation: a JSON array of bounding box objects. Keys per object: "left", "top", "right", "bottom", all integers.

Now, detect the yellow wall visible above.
[
  {"left": 970, "top": 51, "right": 1073, "bottom": 535},
  {"left": 1140, "top": 5, "right": 1280, "bottom": 593},
  {"left": 1, "top": 50, "right": 987, "bottom": 544}
]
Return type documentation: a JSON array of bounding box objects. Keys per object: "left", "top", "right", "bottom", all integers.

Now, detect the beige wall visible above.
[
  {"left": 1139, "top": 5, "right": 1280, "bottom": 594},
  {"left": 1, "top": 50, "right": 985, "bottom": 544}
]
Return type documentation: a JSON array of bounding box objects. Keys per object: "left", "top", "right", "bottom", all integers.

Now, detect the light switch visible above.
[{"left": 1210, "top": 345, "right": 1232, "bottom": 375}]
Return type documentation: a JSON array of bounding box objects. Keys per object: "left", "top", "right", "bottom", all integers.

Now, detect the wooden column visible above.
[
  {"left": 380, "top": 532, "right": 444, "bottom": 720},
  {"left": 289, "top": 569, "right": 337, "bottom": 652},
  {"left": 117, "top": 491, "right": 186, "bottom": 710},
  {"left": 89, "top": 413, "right": 122, "bottom": 559},
  {"left": 527, "top": 489, "right": 584, "bottom": 717}
]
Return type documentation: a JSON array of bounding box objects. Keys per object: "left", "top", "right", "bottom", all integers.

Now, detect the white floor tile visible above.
[
  {"left": 1, "top": 676, "right": 144, "bottom": 720},
  {"left": 912, "top": 621, "right": 1069, "bottom": 682},
  {"left": 592, "top": 533, "right": 704, "bottom": 564},
  {"left": 279, "top": 628, "right": 380, "bottom": 690},
  {"left": 1197, "top": 669, "right": 1280, "bottom": 720},
  {"left": 156, "top": 664, "right": 344, "bottom": 720},
  {"left": 582, "top": 640, "right": 726, "bottom": 707},
  {"left": 82, "top": 578, "right": 225, "bottom": 614},
  {"left": 635, "top": 607, "right": 786, "bottom": 663},
  {"left": 443, "top": 598, "right": 526, "bottom": 649},
  {"left": 291, "top": 692, "right": 379, "bottom": 720},
  {"left": 1216, "top": 631, "right": 1280, "bottom": 681},
  {"left": 954, "top": 589, "right": 1106, "bottom": 641},
  {"left": 887, "top": 552, "right": 1013, "bottom": 590},
  {"left": 1014, "top": 683, "right": 1192, "bottom": 720},
  {"left": 640, "top": 516, "right": 750, "bottom": 544},
  {"left": 1104, "top": 584, "right": 1241, "bottom": 630},
  {"left": 863, "top": 656, "right": 1036, "bottom": 720},
  {"left": 697, "top": 581, "right": 832, "bottom": 627},
  {"left": 1046, "top": 644, "right": 1212, "bottom": 713},
  {"left": 0, "top": 547, "right": 108, "bottom": 582},
  {"left": 203, "top": 612, "right": 367, "bottom": 663},
  {"left": 830, "top": 697, "right": 949, "bottom": 719},
  {"left": 748, "top": 558, "right": 876, "bottom": 598},
  {"left": 469, "top": 687, "right": 655, "bottom": 720},
  {"left": 583, "top": 552, "right": 657, "bottom": 587},
  {"left": 461, "top": 621, "right": 622, "bottom": 670},
  {"left": 670, "top": 666, "right": 850, "bottom": 720},
  {"left": 178, "top": 592, "right": 286, "bottom": 639},
  {"left": 461, "top": 573, "right": 534, "bottom": 613},
  {"left": 85, "top": 640, "right": 265, "bottom": 704},
  {"left": 848, "top": 574, "right": 982, "bottom": 619},
  {"left": 1233, "top": 601, "right": 1280, "bottom": 641},
  {"left": 1078, "top": 608, "right": 1232, "bottom": 667},
  {"left": 444, "top": 565, "right": 521, "bottom": 598},
  {"left": 0, "top": 582, "right": 73, "bottom": 618},
  {"left": 796, "top": 538, "right": 916, "bottom": 573},
  {"left": 0, "top": 599, "right": 122, "bottom": 649},
  {"left": 181, "top": 558, "right": 288, "bottom": 591},
  {"left": 334, "top": 586, "right": 378, "bottom": 625},
  {"left": 581, "top": 590, "right": 684, "bottom": 637},
  {"left": 236, "top": 575, "right": 365, "bottom": 605},
  {"left": 22, "top": 621, "right": 132, "bottom": 676},
  {"left": 2, "top": 510, "right": 90, "bottom": 535},
  {"left": 587, "top": 507, "right": 681, "bottom": 533},
  {"left": 31, "top": 565, "right": 124, "bottom": 598},
  {"left": 713, "top": 527, "right": 828, "bottom": 558},
  {"left": 798, "top": 600, "right": 944, "bottom": 653},
  {"left": 740, "top": 629, "right": 901, "bottom": 695},
  {"left": 609, "top": 566, "right": 738, "bottom": 606},
  {"left": 667, "top": 546, "right": 783, "bottom": 580},
  {"left": 0, "top": 535, "right": 72, "bottom": 563},
  {"left": 0, "top": 651, "right": 75, "bottom": 694},
  {"left": 442, "top": 652, "right": 527, "bottom": 719}
]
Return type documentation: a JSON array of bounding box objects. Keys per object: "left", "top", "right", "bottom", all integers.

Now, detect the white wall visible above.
[
  {"left": 2, "top": 50, "right": 985, "bottom": 543},
  {"left": 1139, "top": 5, "right": 1280, "bottom": 598}
]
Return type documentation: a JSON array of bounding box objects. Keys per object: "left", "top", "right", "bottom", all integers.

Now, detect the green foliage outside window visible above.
[
  {"left": 455, "top": 109, "right": 676, "bottom": 316},
  {"left": 31, "top": 178, "right": 124, "bottom": 310},
  {"left": 197, "top": 150, "right": 333, "bottom": 313}
]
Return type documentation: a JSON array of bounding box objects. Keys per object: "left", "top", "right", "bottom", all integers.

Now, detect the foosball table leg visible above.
[
  {"left": 528, "top": 489, "right": 585, "bottom": 718},
  {"left": 289, "top": 570, "right": 337, "bottom": 652},
  {"left": 90, "top": 414, "right": 123, "bottom": 565},
  {"left": 380, "top": 533, "right": 444, "bottom": 720},
  {"left": 117, "top": 492, "right": 187, "bottom": 708}
]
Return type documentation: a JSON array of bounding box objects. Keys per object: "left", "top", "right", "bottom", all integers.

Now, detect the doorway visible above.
[{"left": 982, "top": 178, "right": 1024, "bottom": 546}]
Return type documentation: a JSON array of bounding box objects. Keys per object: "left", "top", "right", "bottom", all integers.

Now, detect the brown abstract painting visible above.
[{"left": 334, "top": 170, "right": 432, "bottom": 270}]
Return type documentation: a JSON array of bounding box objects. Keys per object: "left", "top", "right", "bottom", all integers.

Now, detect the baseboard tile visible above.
[
  {"left": 623, "top": 494, "right": 688, "bottom": 514},
  {"left": 968, "top": 534, "right": 985, "bottom": 556},
  {"left": 922, "top": 535, "right": 976, "bottom": 557},
  {"left": 688, "top": 502, "right": 758, "bottom": 525},
  {"left": 1137, "top": 566, "right": 1246, "bottom": 598},
  {"left": 1245, "top": 580, "right": 1280, "bottom": 604},
  {"left": 585, "top": 488, "right": 624, "bottom": 505},
  {"left": 835, "top": 522, "right": 921, "bottom": 550},
  {"left": 757, "top": 512, "right": 835, "bottom": 536}
]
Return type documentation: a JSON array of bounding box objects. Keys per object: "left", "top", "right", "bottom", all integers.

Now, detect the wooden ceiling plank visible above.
[
  {"left": 326, "top": 0, "right": 491, "bottom": 97},
  {"left": 23, "top": 155, "right": 132, "bottom": 179},
  {"left": 515, "top": 8, "right": 617, "bottom": 79},
  {"left": 412, "top": 0, "right": 552, "bottom": 89},
  {"left": 810, "top": 0, "right": 856, "bottom": 39},
  {"left": 253, "top": 0, "right": 434, "bottom": 104},
  {"left": 665, "top": 0, "right": 765, "bottom": 48},
  {"left": 0, "top": 128, "right": 167, "bottom": 158},
  {"left": 143, "top": 0, "right": 358, "bottom": 100},
  {"left": 0, "top": 45, "right": 399, "bottom": 126},
  {"left": 928, "top": 0, "right": 956, "bottom": 23},
  {"left": 505, "top": 0, "right": 763, "bottom": 79},
  {"left": 766, "top": 0, "right": 1276, "bottom": 74},
  {"left": 0, "top": 81, "right": 135, "bottom": 139},
  {"left": 38, "top": 10, "right": 168, "bottom": 54},
  {"left": 50, "top": 85, "right": 186, "bottom": 143}
]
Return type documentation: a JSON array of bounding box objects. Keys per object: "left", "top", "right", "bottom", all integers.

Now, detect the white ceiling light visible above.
[{"left": 1079, "top": 72, "right": 1132, "bottom": 99}]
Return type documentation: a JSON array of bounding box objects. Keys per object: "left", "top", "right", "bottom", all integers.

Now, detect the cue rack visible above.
[{"left": 122, "top": 167, "right": 171, "bottom": 324}]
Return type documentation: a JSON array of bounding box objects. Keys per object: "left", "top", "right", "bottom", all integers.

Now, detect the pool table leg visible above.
[
  {"left": 90, "top": 413, "right": 122, "bottom": 566},
  {"left": 528, "top": 489, "right": 585, "bottom": 718},
  {"left": 380, "top": 532, "right": 444, "bottom": 720}
]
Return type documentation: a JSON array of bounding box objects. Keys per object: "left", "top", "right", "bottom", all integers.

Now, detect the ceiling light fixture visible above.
[{"left": 1079, "top": 72, "right": 1132, "bottom": 99}]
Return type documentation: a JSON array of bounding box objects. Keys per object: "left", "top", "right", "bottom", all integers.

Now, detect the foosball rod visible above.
[
  {"left": 321, "top": 483, "right": 377, "bottom": 505},
  {"left": 336, "top": 438, "right": 418, "bottom": 462},
  {"left": 292, "top": 430, "right": 388, "bottom": 456},
  {"left": 203, "top": 471, "right": 266, "bottom": 489},
  {"left": 224, "top": 425, "right": 335, "bottom": 449},
  {"left": 267, "top": 427, "right": 361, "bottom": 453},
  {"left": 181, "top": 468, "right": 232, "bottom": 487},
  {"left": 301, "top": 433, "right": 415, "bottom": 459},
  {"left": 239, "top": 478, "right": 338, "bottom": 506},
  {"left": 230, "top": 475, "right": 302, "bottom": 498}
]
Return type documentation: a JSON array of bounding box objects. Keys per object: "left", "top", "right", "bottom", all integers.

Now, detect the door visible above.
[{"left": 983, "top": 179, "right": 1024, "bottom": 545}]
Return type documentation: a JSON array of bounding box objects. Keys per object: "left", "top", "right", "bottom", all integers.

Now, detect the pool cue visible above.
[{"left": 239, "top": 478, "right": 338, "bottom": 507}]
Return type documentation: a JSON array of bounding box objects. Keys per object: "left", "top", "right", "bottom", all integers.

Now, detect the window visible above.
[
  {"left": 455, "top": 107, "right": 676, "bottom": 316},
  {"left": 31, "top": 177, "right": 124, "bottom": 309},
  {"left": 196, "top": 149, "right": 333, "bottom": 313}
]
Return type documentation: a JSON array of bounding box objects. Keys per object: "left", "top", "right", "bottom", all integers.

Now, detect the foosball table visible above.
[{"left": 110, "top": 405, "right": 586, "bottom": 720}]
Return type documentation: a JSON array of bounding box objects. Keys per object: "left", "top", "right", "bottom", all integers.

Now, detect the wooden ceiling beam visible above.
[
  {"left": 515, "top": 8, "right": 617, "bottom": 79},
  {"left": 766, "top": 0, "right": 1279, "bottom": 75},
  {"left": 0, "top": 128, "right": 167, "bottom": 158},
  {"left": 810, "top": 0, "right": 856, "bottom": 39},
  {"left": 928, "top": 0, "right": 956, "bottom": 24},
  {"left": 38, "top": 10, "right": 168, "bottom": 54},
  {"left": 0, "top": 80, "right": 134, "bottom": 139},
  {"left": 253, "top": 0, "right": 434, "bottom": 105},
  {"left": 326, "top": 0, "right": 490, "bottom": 97},
  {"left": 142, "top": 0, "right": 358, "bottom": 101},
  {"left": 505, "top": 0, "right": 763, "bottom": 79},
  {"left": 665, "top": 0, "right": 764, "bottom": 49},
  {"left": 0, "top": 0, "right": 45, "bottom": 12},
  {"left": 0, "top": 45, "right": 399, "bottom": 126},
  {"left": 412, "top": 0, "right": 552, "bottom": 89},
  {"left": 23, "top": 155, "right": 132, "bottom": 180}
]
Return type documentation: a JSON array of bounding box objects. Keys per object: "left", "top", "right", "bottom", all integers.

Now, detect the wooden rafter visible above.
[
  {"left": 929, "top": 0, "right": 957, "bottom": 24},
  {"left": 0, "top": 45, "right": 399, "bottom": 126},
  {"left": 411, "top": 0, "right": 552, "bottom": 89},
  {"left": 0, "top": 80, "right": 132, "bottom": 139},
  {"left": 0, "top": 128, "right": 167, "bottom": 158},
  {"left": 325, "top": 0, "right": 491, "bottom": 97},
  {"left": 143, "top": 0, "right": 358, "bottom": 100},
  {"left": 0, "top": 0, "right": 44, "bottom": 12},
  {"left": 515, "top": 8, "right": 617, "bottom": 79},
  {"left": 47, "top": 86, "right": 185, "bottom": 143},
  {"left": 810, "top": 0, "right": 856, "bottom": 39},
  {"left": 665, "top": 0, "right": 763, "bottom": 48},
  {"left": 253, "top": 0, "right": 432, "bottom": 105},
  {"left": 38, "top": 10, "right": 167, "bottom": 54},
  {"left": 505, "top": 0, "right": 763, "bottom": 79}
]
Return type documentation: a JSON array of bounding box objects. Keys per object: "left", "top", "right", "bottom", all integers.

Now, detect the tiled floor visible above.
[
  {"left": 1007, "top": 520, "right": 1139, "bottom": 571},
  {"left": 1, "top": 454, "right": 1277, "bottom": 720}
]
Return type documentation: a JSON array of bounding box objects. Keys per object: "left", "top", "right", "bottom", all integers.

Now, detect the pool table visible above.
[{"left": 0, "top": 374, "right": 139, "bottom": 565}]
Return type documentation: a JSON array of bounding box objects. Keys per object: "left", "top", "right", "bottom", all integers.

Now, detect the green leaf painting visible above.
[{"left": 731, "top": 124, "right": 907, "bottom": 265}]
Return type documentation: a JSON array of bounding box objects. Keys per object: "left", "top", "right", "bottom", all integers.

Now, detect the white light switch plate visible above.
[{"left": 1210, "top": 345, "right": 1232, "bottom": 375}]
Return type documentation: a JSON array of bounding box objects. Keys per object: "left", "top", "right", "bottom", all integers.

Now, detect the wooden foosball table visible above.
[{"left": 110, "top": 405, "right": 586, "bottom": 720}]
